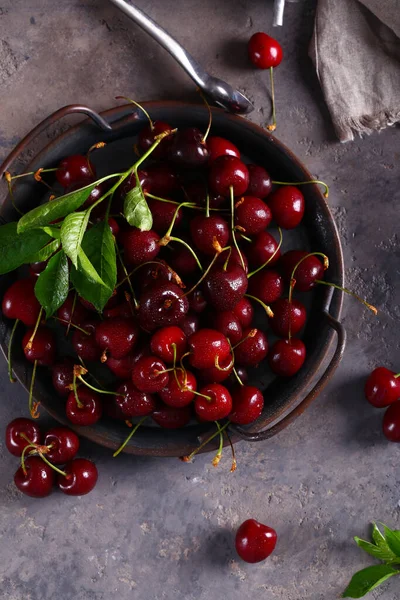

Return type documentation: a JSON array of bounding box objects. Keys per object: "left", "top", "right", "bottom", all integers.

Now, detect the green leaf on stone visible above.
[
  {"left": 383, "top": 525, "right": 400, "bottom": 558},
  {"left": 342, "top": 564, "right": 399, "bottom": 598},
  {"left": 34, "top": 250, "right": 69, "bottom": 318},
  {"left": 354, "top": 537, "right": 397, "bottom": 563}
]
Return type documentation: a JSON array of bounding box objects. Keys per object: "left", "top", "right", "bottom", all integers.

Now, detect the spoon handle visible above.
[{"left": 109, "top": 0, "right": 206, "bottom": 88}]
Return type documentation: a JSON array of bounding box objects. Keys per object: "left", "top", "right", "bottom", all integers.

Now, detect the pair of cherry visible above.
[{"left": 365, "top": 367, "right": 400, "bottom": 441}]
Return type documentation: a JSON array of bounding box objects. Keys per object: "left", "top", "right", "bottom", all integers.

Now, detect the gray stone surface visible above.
[{"left": 0, "top": 1, "right": 399, "bottom": 599}]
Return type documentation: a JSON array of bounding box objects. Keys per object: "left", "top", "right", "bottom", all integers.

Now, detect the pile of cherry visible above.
[{"left": 365, "top": 367, "right": 400, "bottom": 441}]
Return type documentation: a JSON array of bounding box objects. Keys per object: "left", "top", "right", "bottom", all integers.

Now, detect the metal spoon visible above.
[{"left": 108, "top": 0, "right": 254, "bottom": 114}]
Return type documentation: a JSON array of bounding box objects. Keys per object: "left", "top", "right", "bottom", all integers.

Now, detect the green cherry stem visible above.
[
  {"left": 115, "top": 96, "right": 154, "bottom": 130},
  {"left": 183, "top": 246, "right": 230, "bottom": 298},
  {"left": 72, "top": 373, "right": 84, "bottom": 409},
  {"left": 182, "top": 421, "right": 230, "bottom": 462},
  {"left": 24, "top": 307, "right": 43, "bottom": 351},
  {"left": 224, "top": 429, "right": 237, "bottom": 472},
  {"left": 7, "top": 318, "right": 19, "bottom": 383},
  {"left": 229, "top": 186, "right": 246, "bottom": 270},
  {"left": 197, "top": 88, "right": 212, "bottom": 143},
  {"left": 245, "top": 294, "right": 274, "bottom": 318},
  {"left": 232, "top": 366, "right": 244, "bottom": 386},
  {"left": 231, "top": 327, "right": 258, "bottom": 350},
  {"left": 190, "top": 389, "right": 213, "bottom": 402},
  {"left": 266, "top": 67, "right": 277, "bottom": 132},
  {"left": 271, "top": 179, "right": 330, "bottom": 199},
  {"left": 167, "top": 237, "right": 204, "bottom": 272},
  {"left": 212, "top": 421, "right": 224, "bottom": 467},
  {"left": 38, "top": 451, "right": 68, "bottom": 477},
  {"left": 113, "top": 416, "right": 148, "bottom": 458},
  {"left": 20, "top": 443, "right": 37, "bottom": 475},
  {"left": 53, "top": 317, "right": 90, "bottom": 335},
  {"left": 247, "top": 227, "right": 283, "bottom": 278},
  {"left": 28, "top": 360, "right": 38, "bottom": 418},
  {"left": 145, "top": 192, "right": 180, "bottom": 206},
  {"left": 77, "top": 375, "right": 125, "bottom": 398},
  {"left": 160, "top": 202, "right": 197, "bottom": 243},
  {"left": 116, "top": 245, "right": 139, "bottom": 309},
  {"left": 315, "top": 280, "right": 378, "bottom": 315},
  {"left": 394, "top": 373, "right": 400, "bottom": 378}
]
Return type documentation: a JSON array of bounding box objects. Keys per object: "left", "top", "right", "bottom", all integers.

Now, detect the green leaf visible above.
[
  {"left": 34, "top": 251, "right": 69, "bottom": 318},
  {"left": 39, "top": 225, "right": 61, "bottom": 239},
  {"left": 123, "top": 182, "right": 152, "bottom": 230},
  {"left": 70, "top": 247, "right": 112, "bottom": 312},
  {"left": 372, "top": 523, "right": 387, "bottom": 548},
  {"left": 0, "top": 222, "right": 51, "bottom": 274},
  {"left": 342, "top": 565, "right": 399, "bottom": 598},
  {"left": 27, "top": 239, "right": 61, "bottom": 264},
  {"left": 60, "top": 209, "right": 90, "bottom": 268},
  {"left": 80, "top": 221, "right": 117, "bottom": 310},
  {"left": 354, "top": 537, "right": 397, "bottom": 563},
  {"left": 383, "top": 525, "right": 400, "bottom": 557}
]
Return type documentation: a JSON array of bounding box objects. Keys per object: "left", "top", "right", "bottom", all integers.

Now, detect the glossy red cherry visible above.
[
  {"left": 188, "top": 329, "right": 231, "bottom": 370},
  {"left": 383, "top": 403, "right": 400, "bottom": 442},
  {"left": 209, "top": 156, "right": 249, "bottom": 197},
  {"left": 43, "top": 427, "right": 80, "bottom": 464},
  {"left": 233, "top": 298, "right": 254, "bottom": 328},
  {"left": 280, "top": 250, "right": 324, "bottom": 292},
  {"left": 270, "top": 298, "right": 306, "bottom": 337},
  {"left": 138, "top": 120, "right": 173, "bottom": 158},
  {"left": 22, "top": 326, "right": 56, "bottom": 366},
  {"left": 228, "top": 365, "right": 249, "bottom": 387},
  {"left": 131, "top": 355, "right": 169, "bottom": 393},
  {"left": 135, "top": 259, "right": 176, "bottom": 293},
  {"left": 215, "top": 247, "right": 249, "bottom": 274},
  {"left": 211, "top": 311, "right": 243, "bottom": 345},
  {"left": 199, "top": 354, "right": 234, "bottom": 384},
  {"left": 235, "top": 519, "right": 277, "bottom": 563},
  {"left": 52, "top": 358, "right": 75, "bottom": 397},
  {"left": 190, "top": 215, "right": 230, "bottom": 256},
  {"left": 107, "top": 217, "right": 120, "bottom": 238},
  {"left": 269, "top": 338, "right": 306, "bottom": 376},
  {"left": 207, "top": 136, "right": 240, "bottom": 161},
  {"left": 365, "top": 367, "right": 400, "bottom": 408},
  {"left": 56, "top": 155, "right": 95, "bottom": 188},
  {"left": 66, "top": 386, "right": 103, "bottom": 425},
  {"left": 246, "top": 164, "right": 272, "bottom": 198},
  {"left": 229, "top": 386, "right": 264, "bottom": 425},
  {"left": 235, "top": 196, "right": 272, "bottom": 234},
  {"left": 14, "top": 456, "right": 55, "bottom": 498},
  {"left": 194, "top": 383, "right": 232, "bottom": 421},
  {"left": 248, "top": 270, "right": 283, "bottom": 305},
  {"left": 188, "top": 289, "right": 208, "bottom": 314},
  {"left": 247, "top": 231, "right": 281, "bottom": 268},
  {"left": 106, "top": 346, "right": 149, "bottom": 380},
  {"left": 95, "top": 317, "right": 139, "bottom": 359},
  {"left": 123, "top": 228, "right": 160, "bottom": 266},
  {"left": 152, "top": 404, "right": 192, "bottom": 428},
  {"left": 203, "top": 263, "right": 248, "bottom": 311},
  {"left": 72, "top": 319, "right": 101, "bottom": 362},
  {"left": 268, "top": 186, "right": 305, "bottom": 229},
  {"left": 29, "top": 260, "right": 48, "bottom": 277},
  {"left": 58, "top": 458, "right": 98, "bottom": 496},
  {"left": 144, "top": 163, "right": 180, "bottom": 196},
  {"left": 234, "top": 328, "right": 268, "bottom": 367},
  {"left": 159, "top": 370, "right": 197, "bottom": 407},
  {"left": 183, "top": 180, "right": 226, "bottom": 209},
  {"left": 248, "top": 33, "right": 283, "bottom": 69},
  {"left": 138, "top": 282, "right": 189, "bottom": 331},
  {"left": 2, "top": 278, "right": 41, "bottom": 326},
  {"left": 115, "top": 381, "right": 156, "bottom": 417},
  {"left": 147, "top": 199, "right": 183, "bottom": 234},
  {"left": 82, "top": 181, "right": 108, "bottom": 209},
  {"left": 180, "top": 312, "right": 199, "bottom": 337},
  {"left": 57, "top": 292, "right": 89, "bottom": 328},
  {"left": 169, "top": 241, "right": 200, "bottom": 276},
  {"left": 150, "top": 326, "right": 187, "bottom": 363},
  {"left": 5, "top": 418, "right": 41, "bottom": 457},
  {"left": 168, "top": 127, "right": 209, "bottom": 168}
]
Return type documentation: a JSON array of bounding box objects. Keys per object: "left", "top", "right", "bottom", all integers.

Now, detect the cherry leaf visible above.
[
  {"left": 60, "top": 209, "right": 90, "bottom": 268},
  {"left": 342, "top": 564, "right": 399, "bottom": 598},
  {"left": 123, "top": 182, "right": 152, "bottom": 231},
  {"left": 34, "top": 250, "right": 69, "bottom": 318},
  {"left": 0, "top": 222, "right": 52, "bottom": 274}
]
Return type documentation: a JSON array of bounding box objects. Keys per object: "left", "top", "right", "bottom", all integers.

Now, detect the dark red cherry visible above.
[
  {"left": 115, "top": 381, "right": 156, "bottom": 417},
  {"left": 383, "top": 403, "right": 400, "bottom": 442},
  {"left": 72, "top": 319, "right": 101, "bottom": 362},
  {"left": 159, "top": 370, "right": 197, "bottom": 407},
  {"left": 29, "top": 260, "right": 48, "bottom": 277},
  {"left": 248, "top": 32, "right": 283, "bottom": 69},
  {"left": 56, "top": 155, "right": 95, "bottom": 188},
  {"left": 188, "top": 329, "right": 231, "bottom": 370},
  {"left": 194, "top": 383, "right": 232, "bottom": 421},
  {"left": 235, "top": 518, "right": 277, "bottom": 563},
  {"left": 14, "top": 456, "right": 55, "bottom": 498},
  {"left": 144, "top": 163, "right": 180, "bottom": 196},
  {"left": 246, "top": 164, "right": 272, "bottom": 198},
  {"left": 2, "top": 278, "right": 41, "bottom": 326},
  {"left": 190, "top": 215, "right": 230, "bottom": 256},
  {"left": 228, "top": 365, "right": 249, "bottom": 387},
  {"left": 135, "top": 259, "right": 175, "bottom": 293},
  {"left": 233, "top": 298, "right": 254, "bottom": 328},
  {"left": 169, "top": 241, "right": 200, "bottom": 276},
  {"left": 95, "top": 317, "right": 139, "bottom": 359},
  {"left": 103, "top": 298, "right": 134, "bottom": 320},
  {"left": 150, "top": 326, "right": 187, "bottom": 363},
  {"left": 22, "top": 326, "right": 56, "bottom": 366},
  {"left": 234, "top": 328, "right": 268, "bottom": 367},
  {"left": 268, "top": 186, "right": 304, "bottom": 229},
  {"left": 207, "top": 136, "right": 240, "bottom": 161},
  {"left": 269, "top": 338, "right": 306, "bottom": 376},
  {"left": 147, "top": 199, "right": 183, "bottom": 234},
  {"left": 209, "top": 156, "right": 249, "bottom": 197},
  {"left": 5, "top": 418, "right": 41, "bottom": 457},
  {"left": 199, "top": 354, "right": 234, "bottom": 384},
  {"left": 52, "top": 358, "right": 75, "bottom": 397},
  {"left": 168, "top": 127, "right": 209, "bottom": 168},
  {"left": 188, "top": 289, "right": 207, "bottom": 314},
  {"left": 365, "top": 367, "right": 400, "bottom": 408},
  {"left": 270, "top": 298, "right": 306, "bottom": 337},
  {"left": 66, "top": 386, "right": 103, "bottom": 425},
  {"left": 203, "top": 264, "right": 248, "bottom": 311},
  {"left": 235, "top": 196, "right": 272, "bottom": 234},
  {"left": 211, "top": 311, "right": 243, "bottom": 344},
  {"left": 229, "top": 386, "right": 264, "bottom": 425},
  {"left": 79, "top": 293, "right": 119, "bottom": 313},
  {"left": 58, "top": 458, "right": 98, "bottom": 496},
  {"left": 131, "top": 355, "right": 169, "bottom": 393},
  {"left": 138, "top": 120, "right": 173, "bottom": 158},
  {"left": 215, "top": 247, "right": 249, "bottom": 274},
  {"left": 247, "top": 231, "right": 281, "bottom": 268},
  {"left": 106, "top": 345, "right": 149, "bottom": 380},
  {"left": 180, "top": 312, "right": 199, "bottom": 337},
  {"left": 123, "top": 228, "right": 160, "bottom": 266},
  {"left": 107, "top": 217, "right": 120, "bottom": 238},
  {"left": 280, "top": 250, "right": 324, "bottom": 292},
  {"left": 57, "top": 292, "right": 89, "bottom": 328},
  {"left": 183, "top": 180, "right": 226, "bottom": 209},
  {"left": 138, "top": 282, "right": 189, "bottom": 331},
  {"left": 152, "top": 404, "right": 192, "bottom": 428},
  {"left": 248, "top": 270, "right": 283, "bottom": 305},
  {"left": 82, "top": 182, "right": 107, "bottom": 208},
  {"left": 43, "top": 427, "right": 79, "bottom": 464}
]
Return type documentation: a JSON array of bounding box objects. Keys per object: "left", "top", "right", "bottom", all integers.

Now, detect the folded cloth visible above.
[{"left": 309, "top": 0, "right": 400, "bottom": 142}]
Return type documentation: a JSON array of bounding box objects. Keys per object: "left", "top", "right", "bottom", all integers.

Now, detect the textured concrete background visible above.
[{"left": 0, "top": 1, "right": 399, "bottom": 599}]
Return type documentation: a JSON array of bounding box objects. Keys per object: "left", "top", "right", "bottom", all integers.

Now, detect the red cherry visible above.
[
  {"left": 115, "top": 381, "right": 156, "bottom": 417},
  {"left": 383, "top": 403, "right": 400, "bottom": 442},
  {"left": 14, "top": 456, "right": 55, "bottom": 498},
  {"left": 150, "top": 326, "right": 187, "bottom": 363},
  {"left": 66, "top": 387, "right": 103, "bottom": 426},
  {"left": 52, "top": 358, "right": 75, "bottom": 397},
  {"left": 107, "top": 217, "right": 120, "bottom": 238},
  {"left": 209, "top": 156, "right": 249, "bottom": 197},
  {"left": 235, "top": 196, "right": 272, "bottom": 234},
  {"left": 228, "top": 365, "right": 249, "bottom": 387},
  {"left": 43, "top": 427, "right": 79, "bottom": 464},
  {"left": 159, "top": 370, "right": 197, "bottom": 407},
  {"left": 229, "top": 386, "right": 264, "bottom": 425},
  {"left": 270, "top": 298, "right": 306, "bottom": 337},
  {"left": 147, "top": 198, "right": 183, "bottom": 235},
  {"left": 247, "top": 231, "right": 281, "bottom": 268},
  {"left": 183, "top": 179, "right": 226, "bottom": 209},
  {"left": 234, "top": 328, "right": 268, "bottom": 367},
  {"left": 203, "top": 264, "right": 248, "bottom": 311},
  {"left": 57, "top": 292, "right": 89, "bottom": 328},
  {"left": 190, "top": 215, "right": 230, "bottom": 256},
  {"left": 248, "top": 33, "right": 283, "bottom": 69},
  {"left": 58, "top": 458, "right": 98, "bottom": 496},
  {"left": 207, "top": 136, "right": 240, "bottom": 161},
  {"left": 169, "top": 241, "right": 199, "bottom": 276},
  {"left": 168, "top": 127, "right": 209, "bottom": 168},
  {"left": 188, "top": 289, "right": 208, "bottom": 314},
  {"left": 215, "top": 247, "right": 249, "bottom": 273},
  {"left": 194, "top": 383, "right": 232, "bottom": 421},
  {"left": 365, "top": 368, "right": 400, "bottom": 408},
  {"left": 269, "top": 338, "right": 306, "bottom": 376},
  {"left": 235, "top": 519, "right": 277, "bottom": 563},
  {"left": 131, "top": 356, "right": 169, "bottom": 393},
  {"left": 188, "top": 329, "right": 231, "bottom": 370},
  {"left": 2, "top": 278, "right": 41, "bottom": 326},
  {"left": 106, "top": 346, "right": 149, "bottom": 380},
  {"left": 138, "top": 120, "right": 173, "bottom": 158},
  {"left": 22, "top": 326, "right": 56, "bottom": 366},
  {"left": 199, "top": 354, "right": 234, "bottom": 384},
  {"left": 180, "top": 312, "right": 199, "bottom": 337},
  {"left": 135, "top": 259, "right": 176, "bottom": 294},
  {"left": 248, "top": 269, "right": 283, "bottom": 305},
  {"left": 268, "top": 186, "right": 305, "bottom": 229},
  {"left": 5, "top": 418, "right": 41, "bottom": 457},
  {"left": 123, "top": 228, "right": 160, "bottom": 266},
  {"left": 211, "top": 311, "right": 243, "bottom": 344},
  {"left": 280, "top": 250, "right": 324, "bottom": 292},
  {"left": 95, "top": 318, "right": 139, "bottom": 359},
  {"left": 246, "top": 164, "right": 272, "bottom": 198},
  {"left": 144, "top": 163, "right": 180, "bottom": 196},
  {"left": 138, "top": 283, "right": 189, "bottom": 331},
  {"left": 56, "top": 155, "right": 95, "bottom": 188},
  {"left": 152, "top": 404, "right": 192, "bottom": 428},
  {"left": 29, "top": 260, "right": 48, "bottom": 277},
  {"left": 233, "top": 298, "right": 254, "bottom": 328},
  {"left": 72, "top": 319, "right": 101, "bottom": 362}
]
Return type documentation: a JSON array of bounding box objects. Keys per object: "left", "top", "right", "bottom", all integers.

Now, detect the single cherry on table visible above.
[
  {"left": 365, "top": 367, "right": 400, "bottom": 408},
  {"left": 235, "top": 518, "right": 277, "bottom": 563}
]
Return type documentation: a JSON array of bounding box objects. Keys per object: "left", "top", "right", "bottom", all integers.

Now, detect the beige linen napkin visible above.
[{"left": 309, "top": 0, "right": 400, "bottom": 142}]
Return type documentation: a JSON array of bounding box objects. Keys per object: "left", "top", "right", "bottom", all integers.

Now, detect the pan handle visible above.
[{"left": 229, "top": 289, "right": 346, "bottom": 442}]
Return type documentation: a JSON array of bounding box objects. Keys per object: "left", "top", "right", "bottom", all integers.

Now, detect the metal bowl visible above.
[{"left": 0, "top": 102, "right": 346, "bottom": 457}]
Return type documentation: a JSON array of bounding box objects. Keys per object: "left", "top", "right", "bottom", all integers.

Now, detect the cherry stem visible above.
[
  {"left": 4, "top": 173, "right": 24, "bottom": 216},
  {"left": 87, "top": 142, "right": 106, "bottom": 164},
  {"left": 197, "top": 88, "right": 212, "bottom": 142},
  {"left": 289, "top": 252, "right": 329, "bottom": 303},
  {"left": 266, "top": 67, "right": 277, "bottom": 132},
  {"left": 245, "top": 294, "right": 274, "bottom": 318},
  {"left": 205, "top": 192, "right": 210, "bottom": 218},
  {"left": 239, "top": 233, "right": 252, "bottom": 243},
  {"left": 231, "top": 327, "right": 258, "bottom": 350},
  {"left": 395, "top": 373, "right": 400, "bottom": 379},
  {"left": 25, "top": 307, "right": 43, "bottom": 351},
  {"left": 153, "top": 367, "right": 176, "bottom": 376},
  {"left": 224, "top": 429, "right": 237, "bottom": 473},
  {"left": 116, "top": 245, "right": 139, "bottom": 309},
  {"left": 315, "top": 280, "right": 378, "bottom": 315},
  {"left": 7, "top": 167, "right": 58, "bottom": 181},
  {"left": 168, "top": 237, "right": 203, "bottom": 272},
  {"left": 67, "top": 292, "right": 78, "bottom": 336},
  {"left": 78, "top": 356, "right": 105, "bottom": 389},
  {"left": 183, "top": 421, "right": 230, "bottom": 462},
  {"left": 20, "top": 442, "right": 37, "bottom": 475},
  {"left": 229, "top": 186, "right": 246, "bottom": 271},
  {"left": 72, "top": 373, "right": 84, "bottom": 409},
  {"left": 77, "top": 375, "right": 125, "bottom": 397},
  {"left": 37, "top": 451, "right": 68, "bottom": 477},
  {"left": 222, "top": 247, "right": 232, "bottom": 271},
  {"left": 162, "top": 202, "right": 197, "bottom": 241},
  {"left": 247, "top": 227, "right": 283, "bottom": 278},
  {"left": 271, "top": 179, "right": 330, "bottom": 199},
  {"left": 28, "top": 360, "right": 39, "bottom": 418},
  {"left": 212, "top": 421, "right": 224, "bottom": 467},
  {"left": 146, "top": 192, "right": 180, "bottom": 206},
  {"left": 183, "top": 247, "right": 230, "bottom": 298},
  {"left": 232, "top": 366, "right": 244, "bottom": 386},
  {"left": 113, "top": 416, "right": 148, "bottom": 458},
  {"left": 115, "top": 96, "right": 154, "bottom": 130},
  {"left": 191, "top": 389, "right": 213, "bottom": 402},
  {"left": 7, "top": 318, "right": 19, "bottom": 383},
  {"left": 214, "top": 354, "right": 234, "bottom": 371},
  {"left": 53, "top": 316, "right": 90, "bottom": 335}
]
